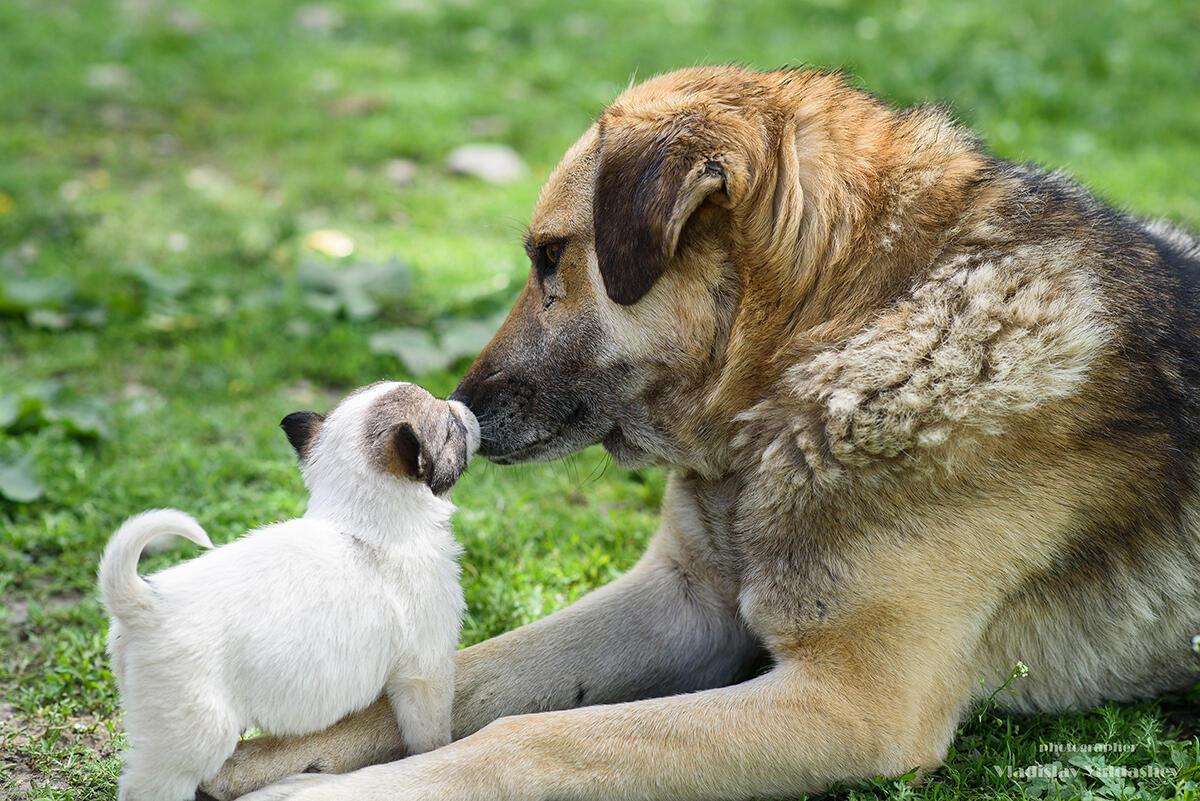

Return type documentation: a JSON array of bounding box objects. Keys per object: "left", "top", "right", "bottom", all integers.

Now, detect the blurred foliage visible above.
[{"left": 0, "top": 0, "right": 1197, "bottom": 798}]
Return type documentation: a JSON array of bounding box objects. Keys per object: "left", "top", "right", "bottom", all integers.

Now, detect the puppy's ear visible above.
[
  {"left": 280, "top": 412, "right": 324, "bottom": 460},
  {"left": 593, "top": 122, "right": 728, "bottom": 305},
  {"left": 379, "top": 417, "right": 469, "bottom": 495},
  {"left": 386, "top": 422, "right": 424, "bottom": 482}
]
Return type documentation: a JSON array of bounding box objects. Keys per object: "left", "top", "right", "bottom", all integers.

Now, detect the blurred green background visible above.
[{"left": 1, "top": 1, "right": 1197, "bottom": 798}]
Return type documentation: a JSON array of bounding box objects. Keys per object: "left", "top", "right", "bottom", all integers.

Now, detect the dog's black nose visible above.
[
  {"left": 448, "top": 382, "right": 476, "bottom": 416},
  {"left": 448, "top": 384, "right": 473, "bottom": 410},
  {"left": 451, "top": 367, "right": 506, "bottom": 420}
]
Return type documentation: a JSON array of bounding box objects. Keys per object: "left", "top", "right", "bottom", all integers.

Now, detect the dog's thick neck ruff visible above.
[{"left": 299, "top": 383, "right": 460, "bottom": 544}]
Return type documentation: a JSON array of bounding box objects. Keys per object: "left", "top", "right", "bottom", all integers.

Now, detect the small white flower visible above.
[
  {"left": 1014, "top": 660, "right": 1030, "bottom": 678},
  {"left": 1191, "top": 634, "right": 1199, "bottom": 656}
]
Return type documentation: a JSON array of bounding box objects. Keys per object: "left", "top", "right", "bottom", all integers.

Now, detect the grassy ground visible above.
[{"left": 1, "top": 0, "right": 1198, "bottom": 799}]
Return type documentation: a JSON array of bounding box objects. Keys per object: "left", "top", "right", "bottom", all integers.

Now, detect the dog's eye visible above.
[{"left": 534, "top": 242, "right": 563, "bottom": 280}]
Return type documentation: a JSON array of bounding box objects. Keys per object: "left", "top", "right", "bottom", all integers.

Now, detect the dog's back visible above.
[{"left": 923, "top": 165, "right": 1200, "bottom": 711}]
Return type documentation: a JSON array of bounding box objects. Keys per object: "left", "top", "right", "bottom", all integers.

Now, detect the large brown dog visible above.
[{"left": 211, "top": 66, "right": 1200, "bottom": 801}]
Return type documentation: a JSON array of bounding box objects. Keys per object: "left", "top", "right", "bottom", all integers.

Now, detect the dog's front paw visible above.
[
  {"left": 234, "top": 773, "right": 345, "bottom": 801},
  {"left": 202, "top": 736, "right": 328, "bottom": 801},
  {"left": 234, "top": 759, "right": 466, "bottom": 801}
]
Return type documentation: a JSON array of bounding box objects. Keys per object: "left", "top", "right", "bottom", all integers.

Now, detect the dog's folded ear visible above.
[
  {"left": 280, "top": 411, "right": 325, "bottom": 460},
  {"left": 593, "top": 118, "right": 730, "bottom": 305}
]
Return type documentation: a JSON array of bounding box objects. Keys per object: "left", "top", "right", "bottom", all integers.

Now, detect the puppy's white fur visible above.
[{"left": 99, "top": 382, "right": 479, "bottom": 801}]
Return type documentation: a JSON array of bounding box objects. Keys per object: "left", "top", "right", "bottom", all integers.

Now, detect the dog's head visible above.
[
  {"left": 451, "top": 67, "right": 982, "bottom": 470},
  {"left": 452, "top": 67, "right": 812, "bottom": 470},
  {"left": 282, "top": 381, "right": 480, "bottom": 497}
]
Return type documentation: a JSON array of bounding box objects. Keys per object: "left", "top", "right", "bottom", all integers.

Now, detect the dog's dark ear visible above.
[
  {"left": 387, "top": 422, "right": 424, "bottom": 482},
  {"left": 280, "top": 412, "right": 324, "bottom": 460},
  {"left": 593, "top": 124, "right": 727, "bottom": 305}
]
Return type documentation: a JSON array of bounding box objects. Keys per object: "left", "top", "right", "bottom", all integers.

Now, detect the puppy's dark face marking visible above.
[
  {"left": 363, "top": 384, "right": 472, "bottom": 495},
  {"left": 383, "top": 422, "right": 422, "bottom": 482}
]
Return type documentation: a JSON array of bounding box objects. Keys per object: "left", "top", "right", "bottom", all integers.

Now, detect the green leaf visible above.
[
  {"left": 368, "top": 328, "right": 453, "bottom": 375},
  {"left": 0, "top": 382, "right": 111, "bottom": 439},
  {"left": 129, "top": 265, "right": 193, "bottom": 299},
  {"left": 0, "top": 456, "right": 44, "bottom": 503},
  {"left": 0, "top": 394, "right": 19, "bottom": 429},
  {"left": 0, "top": 275, "right": 105, "bottom": 329},
  {"left": 340, "top": 287, "right": 381, "bottom": 321},
  {"left": 298, "top": 258, "right": 411, "bottom": 320},
  {"left": 46, "top": 399, "right": 112, "bottom": 440},
  {"left": 303, "top": 292, "right": 342, "bottom": 315},
  {"left": 436, "top": 314, "right": 505, "bottom": 361},
  {"left": 0, "top": 276, "right": 76, "bottom": 313}
]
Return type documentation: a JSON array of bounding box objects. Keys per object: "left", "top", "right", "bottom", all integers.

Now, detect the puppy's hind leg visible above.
[
  {"left": 119, "top": 704, "right": 241, "bottom": 801},
  {"left": 385, "top": 665, "right": 453, "bottom": 756}
]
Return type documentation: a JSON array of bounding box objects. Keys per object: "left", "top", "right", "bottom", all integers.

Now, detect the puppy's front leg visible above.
[{"left": 385, "top": 665, "right": 454, "bottom": 756}]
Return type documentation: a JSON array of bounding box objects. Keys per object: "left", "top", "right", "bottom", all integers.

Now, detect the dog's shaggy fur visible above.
[
  {"left": 209, "top": 67, "right": 1200, "bottom": 801},
  {"left": 100, "top": 382, "right": 477, "bottom": 801}
]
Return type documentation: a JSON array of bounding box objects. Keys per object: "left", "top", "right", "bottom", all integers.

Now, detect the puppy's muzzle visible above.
[{"left": 448, "top": 400, "right": 481, "bottom": 459}]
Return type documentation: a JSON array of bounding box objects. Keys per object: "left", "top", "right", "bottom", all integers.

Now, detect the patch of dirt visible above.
[
  {"left": 0, "top": 703, "right": 119, "bottom": 800},
  {"left": 1, "top": 702, "right": 37, "bottom": 799},
  {"left": 2, "top": 599, "right": 29, "bottom": 627},
  {"left": 58, "top": 713, "right": 116, "bottom": 755},
  {"left": 3, "top": 590, "right": 86, "bottom": 627}
]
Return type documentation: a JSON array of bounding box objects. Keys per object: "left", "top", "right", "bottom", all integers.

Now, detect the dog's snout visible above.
[
  {"left": 450, "top": 366, "right": 507, "bottom": 419},
  {"left": 452, "top": 363, "right": 544, "bottom": 459}
]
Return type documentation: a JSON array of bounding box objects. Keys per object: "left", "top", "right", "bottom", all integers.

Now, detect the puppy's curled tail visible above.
[{"left": 99, "top": 509, "right": 212, "bottom": 622}]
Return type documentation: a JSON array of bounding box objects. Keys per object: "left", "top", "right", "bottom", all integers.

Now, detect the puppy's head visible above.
[{"left": 282, "top": 382, "right": 480, "bottom": 497}]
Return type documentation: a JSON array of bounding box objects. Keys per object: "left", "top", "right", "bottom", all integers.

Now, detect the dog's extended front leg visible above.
[
  {"left": 235, "top": 606, "right": 976, "bottom": 801},
  {"left": 451, "top": 525, "right": 759, "bottom": 737},
  {"left": 203, "top": 516, "right": 758, "bottom": 800}
]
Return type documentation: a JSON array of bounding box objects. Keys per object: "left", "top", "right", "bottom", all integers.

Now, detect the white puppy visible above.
[{"left": 98, "top": 381, "right": 479, "bottom": 801}]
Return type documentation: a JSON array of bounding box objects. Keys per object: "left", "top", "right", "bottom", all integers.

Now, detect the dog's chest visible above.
[{"left": 681, "top": 473, "right": 859, "bottom": 648}]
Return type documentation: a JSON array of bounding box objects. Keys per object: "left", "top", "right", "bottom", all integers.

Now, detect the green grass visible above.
[{"left": 1, "top": 0, "right": 1198, "bottom": 799}]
